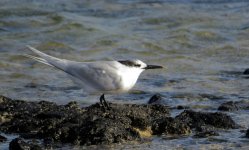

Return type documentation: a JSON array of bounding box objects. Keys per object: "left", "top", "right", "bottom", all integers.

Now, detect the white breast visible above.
[{"left": 118, "top": 67, "right": 144, "bottom": 92}]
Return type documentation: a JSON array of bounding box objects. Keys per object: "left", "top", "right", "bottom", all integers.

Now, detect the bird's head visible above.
[
  {"left": 118, "top": 59, "right": 163, "bottom": 71},
  {"left": 117, "top": 59, "right": 163, "bottom": 90}
]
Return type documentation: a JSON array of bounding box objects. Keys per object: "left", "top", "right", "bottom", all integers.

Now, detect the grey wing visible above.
[
  {"left": 25, "top": 46, "right": 122, "bottom": 92},
  {"left": 65, "top": 62, "right": 123, "bottom": 92}
]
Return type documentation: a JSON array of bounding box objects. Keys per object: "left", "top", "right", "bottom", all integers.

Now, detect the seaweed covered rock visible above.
[
  {"left": 193, "top": 131, "right": 219, "bottom": 138},
  {"left": 246, "top": 129, "right": 249, "bottom": 138},
  {"left": 46, "top": 103, "right": 170, "bottom": 145},
  {"left": 0, "top": 95, "right": 170, "bottom": 145},
  {"left": 243, "top": 68, "right": 249, "bottom": 75},
  {"left": 175, "top": 110, "right": 237, "bottom": 130},
  {"left": 218, "top": 101, "right": 238, "bottom": 111},
  {"left": 0, "top": 95, "right": 239, "bottom": 147},
  {"left": 151, "top": 110, "right": 236, "bottom": 136},
  {"left": 218, "top": 101, "right": 249, "bottom": 111},
  {"left": 0, "top": 134, "right": 7, "bottom": 142},
  {"left": 9, "top": 138, "right": 41, "bottom": 150},
  {"left": 152, "top": 117, "right": 191, "bottom": 135},
  {"left": 148, "top": 94, "right": 163, "bottom": 104}
]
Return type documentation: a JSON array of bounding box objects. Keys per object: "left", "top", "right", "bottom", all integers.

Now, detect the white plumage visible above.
[{"left": 25, "top": 46, "right": 163, "bottom": 95}]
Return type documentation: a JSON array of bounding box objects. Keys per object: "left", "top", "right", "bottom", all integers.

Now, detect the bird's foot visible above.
[{"left": 99, "top": 94, "right": 110, "bottom": 110}]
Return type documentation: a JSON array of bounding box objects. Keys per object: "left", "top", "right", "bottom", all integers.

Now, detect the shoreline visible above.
[{"left": 1, "top": 95, "right": 246, "bottom": 149}]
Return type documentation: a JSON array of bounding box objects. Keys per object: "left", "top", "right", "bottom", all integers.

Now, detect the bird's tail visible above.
[
  {"left": 23, "top": 54, "right": 54, "bottom": 67},
  {"left": 25, "top": 45, "right": 68, "bottom": 70}
]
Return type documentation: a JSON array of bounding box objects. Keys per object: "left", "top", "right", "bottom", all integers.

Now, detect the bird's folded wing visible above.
[
  {"left": 26, "top": 46, "right": 122, "bottom": 92},
  {"left": 64, "top": 61, "right": 123, "bottom": 92}
]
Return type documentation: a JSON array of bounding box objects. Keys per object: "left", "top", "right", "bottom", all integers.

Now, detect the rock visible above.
[
  {"left": 148, "top": 94, "right": 163, "bottom": 104},
  {"left": 65, "top": 101, "right": 79, "bottom": 109},
  {"left": 9, "top": 138, "right": 41, "bottom": 150},
  {"left": 152, "top": 117, "right": 191, "bottom": 135},
  {"left": 0, "top": 112, "right": 12, "bottom": 124},
  {"left": 246, "top": 129, "right": 249, "bottom": 138},
  {"left": 0, "top": 95, "right": 239, "bottom": 146},
  {"left": 193, "top": 131, "right": 219, "bottom": 138},
  {"left": 0, "top": 134, "right": 7, "bottom": 142},
  {"left": 218, "top": 101, "right": 249, "bottom": 111},
  {"left": 75, "top": 103, "right": 170, "bottom": 145},
  {"left": 243, "top": 68, "right": 249, "bottom": 75},
  {"left": 218, "top": 101, "right": 238, "bottom": 111},
  {"left": 175, "top": 110, "right": 237, "bottom": 130},
  {"left": 176, "top": 105, "right": 188, "bottom": 110},
  {"left": 0, "top": 95, "right": 170, "bottom": 145},
  {"left": 195, "top": 125, "right": 215, "bottom": 133},
  {"left": 9, "top": 138, "right": 30, "bottom": 150},
  {"left": 0, "top": 95, "right": 11, "bottom": 103}
]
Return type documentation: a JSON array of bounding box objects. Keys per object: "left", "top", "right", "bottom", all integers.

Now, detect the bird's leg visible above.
[
  {"left": 99, "top": 94, "right": 105, "bottom": 106},
  {"left": 99, "top": 94, "right": 110, "bottom": 110}
]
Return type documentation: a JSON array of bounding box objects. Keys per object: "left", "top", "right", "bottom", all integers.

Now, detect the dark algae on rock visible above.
[
  {"left": 218, "top": 101, "right": 249, "bottom": 111},
  {"left": 0, "top": 134, "right": 7, "bottom": 142},
  {"left": 0, "top": 95, "right": 170, "bottom": 146},
  {"left": 246, "top": 129, "right": 249, "bottom": 138},
  {"left": 218, "top": 101, "right": 239, "bottom": 111},
  {"left": 175, "top": 110, "right": 237, "bottom": 129},
  {"left": 152, "top": 117, "right": 191, "bottom": 135},
  {"left": 9, "top": 138, "right": 42, "bottom": 150},
  {"left": 0, "top": 95, "right": 239, "bottom": 148}
]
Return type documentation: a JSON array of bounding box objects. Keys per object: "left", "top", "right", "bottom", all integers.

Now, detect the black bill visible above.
[{"left": 144, "top": 65, "right": 163, "bottom": 69}]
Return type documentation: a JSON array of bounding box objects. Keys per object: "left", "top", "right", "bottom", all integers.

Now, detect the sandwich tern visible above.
[{"left": 25, "top": 45, "right": 163, "bottom": 108}]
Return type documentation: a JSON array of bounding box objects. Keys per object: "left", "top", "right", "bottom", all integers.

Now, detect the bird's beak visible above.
[{"left": 144, "top": 65, "right": 164, "bottom": 70}]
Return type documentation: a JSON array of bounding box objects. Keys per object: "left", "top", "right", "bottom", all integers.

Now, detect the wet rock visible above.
[
  {"left": 218, "top": 101, "right": 238, "bottom": 111},
  {"left": 148, "top": 94, "right": 163, "bottom": 104},
  {"left": 175, "top": 110, "right": 237, "bottom": 130},
  {"left": 176, "top": 105, "right": 184, "bottom": 109},
  {"left": 218, "top": 101, "right": 249, "bottom": 111},
  {"left": 246, "top": 129, "right": 249, "bottom": 138},
  {"left": 176, "top": 105, "right": 189, "bottom": 110},
  {"left": 243, "top": 68, "right": 249, "bottom": 75},
  {"left": 9, "top": 138, "right": 29, "bottom": 150},
  {"left": 9, "top": 138, "right": 42, "bottom": 150},
  {"left": 152, "top": 117, "right": 191, "bottom": 135},
  {"left": 152, "top": 110, "right": 231, "bottom": 136},
  {"left": 195, "top": 125, "right": 215, "bottom": 133},
  {"left": 0, "top": 95, "right": 239, "bottom": 146},
  {"left": 75, "top": 103, "right": 170, "bottom": 145},
  {"left": 193, "top": 131, "right": 219, "bottom": 138},
  {"left": 0, "top": 95, "right": 170, "bottom": 145},
  {"left": 0, "top": 111, "right": 12, "bottom": 124},
  {"left": 0, "top": 95, "right": 10, "bottom": 103},
  {"left": 0, "top": 134, "right": 7, "bottom": 142}
]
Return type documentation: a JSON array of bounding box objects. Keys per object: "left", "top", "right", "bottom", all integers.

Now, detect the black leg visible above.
[
  {"left": 99, "top": 94, "right": 110, "bottom": 110},
  {"left": 100, "top": 94, "right": 105, "bottom": 106}
]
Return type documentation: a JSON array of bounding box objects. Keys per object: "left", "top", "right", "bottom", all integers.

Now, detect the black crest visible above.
[{"left": 118, "top": 60, "right": 141, "bottom": 67}]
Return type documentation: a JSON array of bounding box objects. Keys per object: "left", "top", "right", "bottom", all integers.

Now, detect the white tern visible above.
[{"left": 25, "top": 45, "right": 163, "bottom": 108}]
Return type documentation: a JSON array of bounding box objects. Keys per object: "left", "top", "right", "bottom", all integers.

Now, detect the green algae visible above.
[
  {"left": 194, "top": 31, "right": 222, "bottom": 41},
  {"left": 142, "top": 42, "right": 165, "bottom": 52},
  {"left": 97, "top": 39, "right": 116, "bottom": 46}
]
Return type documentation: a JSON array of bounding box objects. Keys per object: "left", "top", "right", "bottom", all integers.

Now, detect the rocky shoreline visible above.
[{"left": 0, "top": 95, "right": 248, "bottom": 149}]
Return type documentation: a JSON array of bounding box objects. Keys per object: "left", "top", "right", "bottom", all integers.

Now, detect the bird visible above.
[{"left": 25, "top": 45, "right": 163, "bottom": 109}]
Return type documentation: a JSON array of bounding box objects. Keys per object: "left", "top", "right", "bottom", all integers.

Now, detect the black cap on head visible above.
[{"left": 144, "top": 65, "right": 163, "bottom": 70}]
